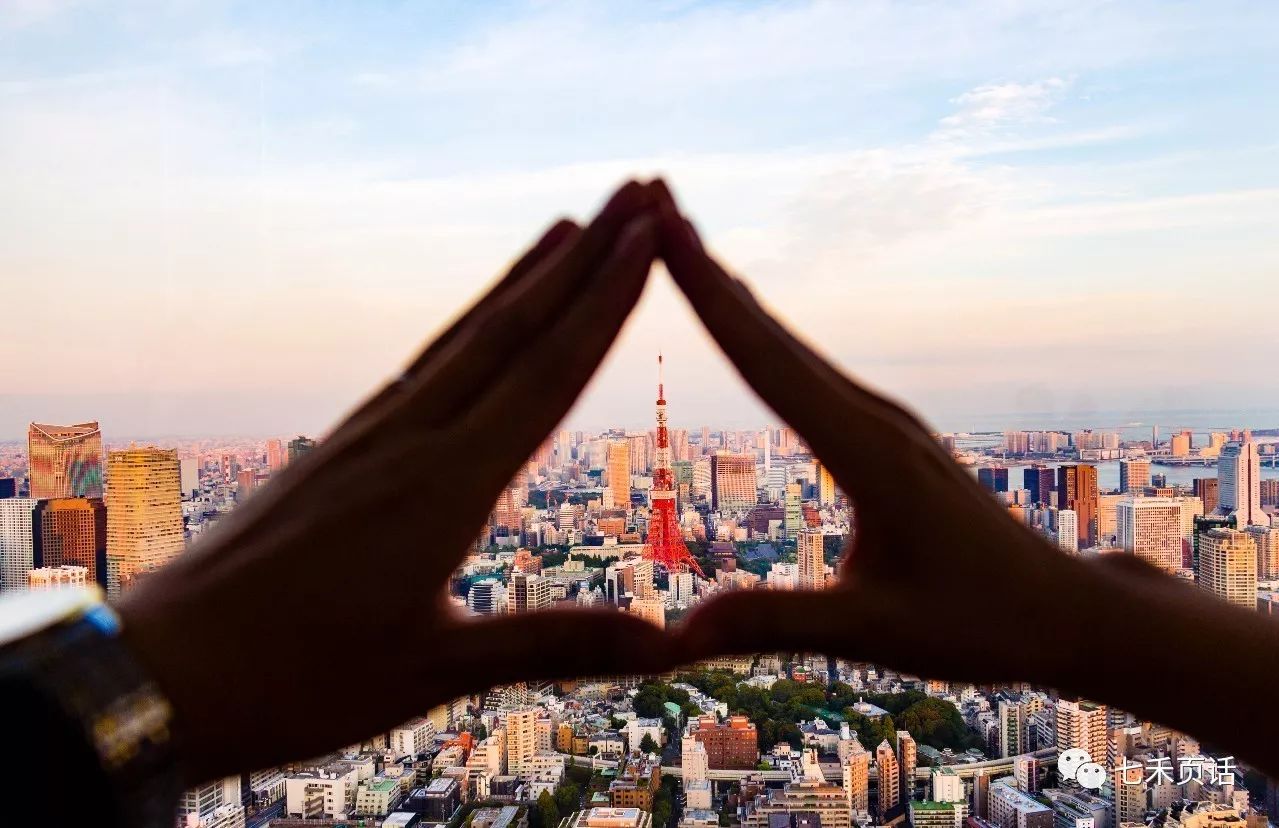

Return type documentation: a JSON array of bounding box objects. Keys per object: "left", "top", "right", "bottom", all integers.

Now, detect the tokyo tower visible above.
[{"left": 646, "top": 354, "right": 706, "bottom": 579}]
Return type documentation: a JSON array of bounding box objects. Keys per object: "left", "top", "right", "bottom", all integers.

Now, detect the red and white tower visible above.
[{"left": 646, "top": 353, "right": 706, "bottom": 578}]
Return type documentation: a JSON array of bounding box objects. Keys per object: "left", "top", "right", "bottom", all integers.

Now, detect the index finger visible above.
[{"left": 650, "top": 182, "right": 936, "bottom": 503}]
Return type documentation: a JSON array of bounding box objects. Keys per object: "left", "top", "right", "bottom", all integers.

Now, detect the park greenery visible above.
[{"left": 656, "top": 671, "right": 982, "bottom": 754}]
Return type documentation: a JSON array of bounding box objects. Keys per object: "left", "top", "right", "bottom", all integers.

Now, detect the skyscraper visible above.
[
  {"left": 1199, "top": 528, "right": 1258, "bottom": 610},
  {"left": 816, "top": 462, "right": 836, "bottom": 506},
  {"left": 978, "top": 467, "right": 1010, "bottom": 494},
  {"left": 843, "top": 744, "right": 870, "bottom": 814},
  {"left": 875, "top": 740, "right": 899, "bottom": 820},
  {"left": 33, "top": 497, "right": 107, "bottom": 589},
  {"left": 1057, "top": 465, "right": 1098, "bottom": 546},
  {"left": 896, "top": 731, "right": 917, "bottom": 806},
  {"left": 798, "top": 529, "right": 825, "bottom": 590},
  {"left": 1118, "top": 459, "right": 1150, "bottom": 494},
  {"left": 606, "top": 440, "right": 631, "bottom": 510},
  {"left": 710, "top": 452, "right": 756, "bottom": 511},
  {"left": 1117, "top": 497, "right": 1182, "bottom": 572},
  {"left": 265, "top": 438, "right": 286, "bottom": 472},
  {"left": 507, "top": 572, "right": 552, "bottom": 614},
  {"left": 0, "top": 497, "right": 37, "bottom": 592},
  {"left": 1193, "top": 477, "right": 1220, "bottom": 517},
  {"left": 1056, "top": 510, "right": 1078, "bottom": 554},
  {"left": 27, "top": 421, "right": 103, "bottom": 499},
  {"left": 287, "top": 436, "right": 316, "bottom": 464},
  {"left": 783, "top": 482, "right": 804, "bottom": 539},
  {"left": 105, "top": 447, "right": 184, "bottom": 595},
  {"left": 1218, "top": 440, "right": 1266, "bottom": 526},
  {"left": 1055, "top": 700, "right": 1107, "bottom": 765},
  {"left": 1023, "top": 466, "right": 1055, "bottom": 507}
]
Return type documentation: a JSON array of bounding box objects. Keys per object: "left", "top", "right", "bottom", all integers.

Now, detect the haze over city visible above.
[{"left": 3, "top": 1, "right": 1279, "bottom": 438}]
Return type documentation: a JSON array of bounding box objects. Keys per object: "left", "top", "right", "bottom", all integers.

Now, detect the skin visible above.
[
  {"left": 115, "top": 177, "right": 1279, "bottom": 787},
  {"left": 649, "top": 180, "right": 1279, "bottom": 781},
  {"left": 115, "top": 180, "right": 683, "bottom": 783}
]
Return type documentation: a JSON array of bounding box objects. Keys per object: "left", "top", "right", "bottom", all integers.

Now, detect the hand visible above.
[
  {"left": 649, "top": 181, "right": 1088, "bottom": 681},
  {"left": 115, "top": 181, "right": 679, "bottom": 783},
  {"left": 652, "top": 181, "right": 1279, "bottom": 779}
]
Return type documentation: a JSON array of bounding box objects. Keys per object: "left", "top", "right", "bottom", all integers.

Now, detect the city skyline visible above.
[{"left": 3, "top": 1, "right": 1279, "bottom": 437}]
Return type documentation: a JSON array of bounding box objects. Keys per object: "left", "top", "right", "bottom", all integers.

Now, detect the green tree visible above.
[
  {"left": 640, "top": 733, "right": 659, "bottom": 754},
  {"left": 555, "top": 783, "right": 580, "bottom": 817},
  {"left": 538, "top": 790, "right": 560, "bottom": 828}
]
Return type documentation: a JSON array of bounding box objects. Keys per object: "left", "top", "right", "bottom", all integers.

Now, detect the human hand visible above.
[
  {"left": 115, "top": 181, "right": 679, "bottom": 783},
  {"left": 649, "top": 182, "right": 1115, "bottom": 685}
]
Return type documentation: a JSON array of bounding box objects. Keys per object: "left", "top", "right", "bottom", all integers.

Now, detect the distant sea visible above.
[
  {"left": 932, "top": 408, "right": 1279, "bottom": 442},
  {"left": 940, "top": 408, "right": 1279, "bottom": 491}
]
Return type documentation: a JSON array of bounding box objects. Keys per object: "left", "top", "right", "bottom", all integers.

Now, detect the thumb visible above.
[{"left": 675, "top": 588, "right": 858, "bottom": 664}]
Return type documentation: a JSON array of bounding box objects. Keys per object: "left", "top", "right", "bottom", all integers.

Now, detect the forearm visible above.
[{"left": 1051, "top": 556, "right": 1279, "bottom": 778}]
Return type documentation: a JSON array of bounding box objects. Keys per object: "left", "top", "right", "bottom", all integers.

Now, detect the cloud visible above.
[{"left": 936, "top": 78, "right": 1070, "bottom": 139}]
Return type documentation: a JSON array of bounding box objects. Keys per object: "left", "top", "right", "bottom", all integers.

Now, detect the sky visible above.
[{"left": 2, "top": 0, "right": 1277, "bottom": 439}]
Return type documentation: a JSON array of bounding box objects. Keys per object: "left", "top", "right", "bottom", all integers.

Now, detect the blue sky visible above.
[{"left": 1, "top": 1, "right": 1277, "bottom": 438}]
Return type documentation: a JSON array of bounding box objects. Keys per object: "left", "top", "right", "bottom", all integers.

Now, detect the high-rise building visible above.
[
  {"left": 1117, "top": 497, "right": 1183, "bottom": 572},
  {"left": 1054, "top": 700, "right": 1106, "bottom": 766},
  {"left": 505, "top": 708, "right": 538, "bottom": 775},
  {"left": 1119, "top": 459, "right": 1151, "bottom": 494},
  {"left": 997, "top": 699, "right": 1025, "bottom": 758},
  {"left": 1023, "top": 466, "right": 1055, "bottom": 507},
  {"left": 1056, "top": 510, "right": 1078, "bottom": 554},
  {"left": 607, "top": 440, "right": 631, "bottom": 510},
  {"left": 468, "top": 578, "right": 507, "bottom": 615},
  {"left": 0, "top": 497, "right": 37, "bottom": 592},
  {"left": 179, "top": 458, "right": 200, "bottom": 499},
  {"left": 875, "top": 740, "right": 899, "bottom": 820},
  {"left": 34, "top": 497, "right": 107, "bottom": 589},
  {"left": 842, "top": 744, "right": 870, "bottom": 814},
  {"left": 1218, "top": 440, "right": 1266, "bottom": 526},
  {"left": 1198, "top": 528, "right": 1257, "bottom": 610},
  {"left": 896, "top": 731, "right": 917, "bottom": 806},
  {"left": 688, "top": 715, "right": 758, "bottom": 770},
  {"left": 0, "top": 478, "right": 16, "bottom": 498},
  {"left": 783, "top": 483, "right": 804, "bottom": 539},
  {"left": 710, "top": 452, "right": 756, "bottom": 511},
  {"left": 1057, "top": 465, "right": 1098, "bottom": 546},
  {"left": 1261, "top": 478, "right": 1279, "bottom": 508},
  {"left": 798, "top": 530, "right": 826, "bottom": 590},
  {"left": 28, "top": 421, "right": 104, "bottom": 500},
  {"left": 266, "top": 438, "right": 286, "bottom": 472},
  {"left": 816, "top": 462, "right": 836, "bottom": 506},
  {"left": 507, "top": 572, "right": 552, "bottom": 614},
  {"left": 287, "top": 436, "right": 316, "bottom": 464},
  {"left": 1245, "top": 525, "right": 1279, "bottom": 580},
  {"left": 1193, "top": 477, "right": 1220, "bottom": 515},
  {"left": 105, "top": 447, "right": 184, "bottom": 595},
  {"left": 1170, "top": 431, "right": 1192, "bottom": 457},
  {"left": 978, "top": 467, "right": 1010, "bottom": 494}
]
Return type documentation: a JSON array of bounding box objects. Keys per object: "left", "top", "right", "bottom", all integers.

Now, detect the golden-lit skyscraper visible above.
[
  {"left": 33, "top": 497, "right": 107, "bottom": 589},
  {"left": 1199, "top": 528, "right": 1257, "bottom": 610},
  {"left": 1057, "top": 464, "right": 1098, "bottom": 546},
  {"left": 710, "top": 452, "right": 756, "bottom": 511},
  {"left": 817, "top": 462, "right": 836, "bottom": 506},
  {"left": 875, "top": 740, "right": 899, "bottom": 820},
  {"left": 105, "top": 447, "right": 184, "bottom": 595},
  {"left": 28, "top": 421, "right": 104, "bottom": 499},
  {"left": 607, "top": 440, "right": 630, "bottom": 510},
  {"left": 798, "top": 529, "right": 826, "bottom": 590}
]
